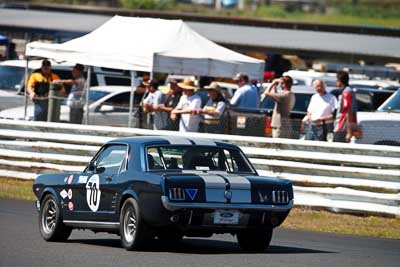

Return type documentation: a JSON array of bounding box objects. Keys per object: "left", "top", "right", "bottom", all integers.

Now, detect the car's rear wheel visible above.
[
  {"left": 39, "top": 194, "right": 72, "bottom": 241},
  {"left": 120, "top": 198, "right": 151, "bottom": 250},
  {"left": 237, "top": 229, "right": 273, "bottom": 251}
]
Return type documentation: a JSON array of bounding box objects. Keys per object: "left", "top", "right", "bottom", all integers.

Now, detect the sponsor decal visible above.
[
  {"left": 67, "top": 175, "right": 74, "bottom": 185},
  {"left": 78, "top": 175, "right": 88, "bottom": 184},
  {"left": 258, "top": 191, "right": 268, "bottom": 203},
  {"left": 68, "top": 202, "right": 74, "bottom": 211},
  {"left": 185, "top": 189, "right": 198, "bottom": 200},
  {"left": 236, "top": 116, "right": 246, "bottom": 129},
  {"left": 67, "top": 189, "right": 73, "bottom": 200},
  {"left": 86, "top": 174, "right": 101, "bottom": 212},
  {"left": 60, "top": 189, "right": 68, "bottom": 199}
]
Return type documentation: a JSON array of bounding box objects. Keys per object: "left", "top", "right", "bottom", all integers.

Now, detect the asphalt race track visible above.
[{"left": 0, "top": 199, "right": 399, "bottom": 267}]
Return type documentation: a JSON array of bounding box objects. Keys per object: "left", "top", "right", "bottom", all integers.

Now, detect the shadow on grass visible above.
[{"left": 68, "top": 237, "right": 335, "bottom": 255}]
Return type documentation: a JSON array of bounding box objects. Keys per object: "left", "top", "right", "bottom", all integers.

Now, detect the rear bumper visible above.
[{"left": 161, "top": 196, "right": 294, "bottom": 212}]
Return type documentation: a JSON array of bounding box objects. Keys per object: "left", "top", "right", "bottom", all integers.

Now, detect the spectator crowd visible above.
[{"left": 27, "top": 59, "right": 357, "bottom": 143}]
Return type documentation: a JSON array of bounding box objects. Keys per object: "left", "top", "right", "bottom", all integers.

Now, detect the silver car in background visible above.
[{"left": 0, "top": 86, "right": 142, "bottom": 127}]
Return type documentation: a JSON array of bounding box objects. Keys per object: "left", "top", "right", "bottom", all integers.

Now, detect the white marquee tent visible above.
[{"left": 26, "top": 15, "right": 264, "bottom": 79}]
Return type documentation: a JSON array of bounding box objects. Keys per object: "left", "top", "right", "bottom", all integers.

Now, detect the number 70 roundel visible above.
[{"left": 86, "top": 174, "right": 101, "bottom": 212}]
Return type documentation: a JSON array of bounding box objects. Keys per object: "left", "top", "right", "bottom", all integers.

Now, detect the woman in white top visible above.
[{"left": 303, "top": 80, "right": 338, "bottom": 141}]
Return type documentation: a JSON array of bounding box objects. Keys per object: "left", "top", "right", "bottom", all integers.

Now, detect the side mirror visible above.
[
  {"left": 99, "top": 104, "right": 114, "bottom": 112},
  {"left": 95, "top": 166, "right": 105, "bottom": 174}
]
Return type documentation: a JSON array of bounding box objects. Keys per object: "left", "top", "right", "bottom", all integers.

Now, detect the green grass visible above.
[
  {"left": 1, "top": 177, "right": 399, "bottom": 239},
  {"left": 0, "top": 178, "right": 35, "bottom": 201},
  {"left": 283, "top": 207, "right": 400, "bottom": 239}
]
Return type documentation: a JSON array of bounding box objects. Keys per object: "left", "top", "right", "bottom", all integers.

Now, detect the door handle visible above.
[{"left": 105, "top": 176, "right": 112, "bottom": 183}]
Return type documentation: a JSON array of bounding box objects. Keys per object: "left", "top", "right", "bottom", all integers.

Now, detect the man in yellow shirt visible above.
[{"left": 27, "top": 59, "right": 64, "bottom": 121}]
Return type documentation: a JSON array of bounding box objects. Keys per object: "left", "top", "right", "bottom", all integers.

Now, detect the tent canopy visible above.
[{"left": 26, "top": 16, "right": 264, "bottom": 79}]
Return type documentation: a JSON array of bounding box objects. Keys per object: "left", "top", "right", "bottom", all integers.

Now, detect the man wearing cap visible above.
[
  {"left": 157, "top": 79, "right": 182, "bottom": 131},
  {"left": 55, "top": 64, "right": 86, "bottom": 124},
  {"left": 27, "top": 59, "right": 64, "bottom": 121},
  {"left": 198, "top": 82, "right": 227, "bottom": 133},
  {"left": 143, "top": 79, "right": 167, "bottom": 130},
  {"left": 171, "top": 78, "right": 202, "bottom": 132},
  {"left": 230, "top": 73, "right": 259, "bottom": 109}
]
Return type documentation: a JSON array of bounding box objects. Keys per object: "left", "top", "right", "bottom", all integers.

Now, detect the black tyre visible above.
[
  {"left": 39, "top": 194, "right": 72, "bottom": 242},
  {"left": 120, "top": 198, "right": 151, "bottom": 250},
  {"left": 237, "top": 229, "right": 273, "bottom": 252}
]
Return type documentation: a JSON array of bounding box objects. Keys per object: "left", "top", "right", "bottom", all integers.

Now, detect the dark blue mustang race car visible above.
[{"left": 33, "top": 136, "right": 293, "bottom": 251}]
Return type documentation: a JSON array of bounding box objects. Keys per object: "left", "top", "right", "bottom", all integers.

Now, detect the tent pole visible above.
[
  {"left": 84, "top": 66, "right": 92, "bottom": 125},
  {"left": 23, "top": 57, "right": 29, "bottom": 120},
  {"left": 128, "top": 71, "right": 137, "bottom": 128}
]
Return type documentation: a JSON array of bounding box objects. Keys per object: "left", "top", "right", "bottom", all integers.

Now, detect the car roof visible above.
[
  {"left": 349, "top": 80, "right": 400, "bottom": 87},
  {"left": 290, "top": 85, "right": 337, "bottom": 94},
  {"left": 0, "top": 59, "right": 75, "bottom": 69},
  {"left": 89, "top": 86, "right": 131, "bottom": 93},
  {"left": 108, "top": 136, "right": 237, "bottom": 149}
]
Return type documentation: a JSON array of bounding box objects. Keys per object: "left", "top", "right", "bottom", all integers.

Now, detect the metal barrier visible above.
[{"left": 0, "top": 118, "right": 399, "bottom": 217}]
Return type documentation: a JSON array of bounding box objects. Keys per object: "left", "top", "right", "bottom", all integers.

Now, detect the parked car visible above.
[
  {"left": 349, "top": 80, "right": 400, "bottom": 92},
  {"left": 226, "top": 85, "right": 393, "bottom": 139},
  {"left": 330, "top": 87, "right": 393, "bottom": 112},
  {"left": 226, "top": 86, "right": 327, "bottom": 138},
  {"left": 33, "top": 136, "right": 293, "bottom": 251},
  {"left": 355, "top": 89, "right": 400, "bottom": 146},
  {"left": 0, "top": 60, "right": 133, "bottom": 111},
  {"left": 283, "top": 70, "right": 367, "bottom": 88},
  {"left": 0, "top": 86, "right": 146, "bottom": 127}
]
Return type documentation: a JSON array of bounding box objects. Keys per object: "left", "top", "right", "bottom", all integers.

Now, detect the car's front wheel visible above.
[
  {"left": 120, "top": 198, "right": 151, "bottom": 250},
  {"left": 39, "top": 194, "right": 72, "bottom": 241},
  {"left": 237, "top": 229, "right": 273, "bottom": 251}
]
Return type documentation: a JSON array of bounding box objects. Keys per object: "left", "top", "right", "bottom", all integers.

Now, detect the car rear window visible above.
[{"left": 146, "top": 146, "right": 255, "bottom": 174}]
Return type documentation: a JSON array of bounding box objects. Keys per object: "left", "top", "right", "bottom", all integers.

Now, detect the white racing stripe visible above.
[
  {"left": 199, "top": 174, "right": 226, "bottom": 203},
  {"left": 199, "top": 174, "right": 252, "bottom": 204},
  {"left": 223, "top": 175, "right": 252, "bottom": 204},
  {"left": 161, "top": 136, "right": 192, "bottom": 145}
]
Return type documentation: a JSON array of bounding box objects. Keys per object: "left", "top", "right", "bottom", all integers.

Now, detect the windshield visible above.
[
  {"left": 0, "top": 66, "right": 25, "bottom": 90},
  {"left": 89, "top": 90, "right": 109, "bottom": 102},
  {"left": 378, "top": 90, "right": 400, "bottom": 112},
  {"left": 146, "top": 146, "right": 256, "bottom": 174}
]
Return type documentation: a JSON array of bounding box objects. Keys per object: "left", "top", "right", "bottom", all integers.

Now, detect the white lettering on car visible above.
[{"left": 86, "top": 174, "right": 101, "bottom": 212}]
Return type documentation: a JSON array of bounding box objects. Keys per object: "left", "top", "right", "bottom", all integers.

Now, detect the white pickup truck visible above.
[{"left": 355, "top": 89, "right": 400, "bottom": 146}]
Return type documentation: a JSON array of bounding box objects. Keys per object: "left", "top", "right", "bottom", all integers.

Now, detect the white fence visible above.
[{"left": 0, "top": 118, "right": 399, "bottom": 217}]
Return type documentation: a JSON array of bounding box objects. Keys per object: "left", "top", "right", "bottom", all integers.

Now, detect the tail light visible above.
[
  {"left": 265, "top": 117, "right": 272, "bottom": 136},
  {"left": 169, "top": 188, "right": 185, "bottom": 201},
  {"left": 272, "top": 190, "right": 289, "bottom": 204}
]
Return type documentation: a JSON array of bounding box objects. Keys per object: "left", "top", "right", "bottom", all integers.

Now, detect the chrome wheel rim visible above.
[
  {"left": 42, "top": 199, "right": 57, "bottom": 234},
  {"left": 123, "top": 207, "right": 137, "bottom": 243}
]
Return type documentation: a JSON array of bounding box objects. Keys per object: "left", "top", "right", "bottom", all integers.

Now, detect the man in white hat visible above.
[
  {"left": 198, "top": 81, "right": 227, "bottom": 133},
  {"left": 171, "top": 78, "right": 202, "bottom": 132}
]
